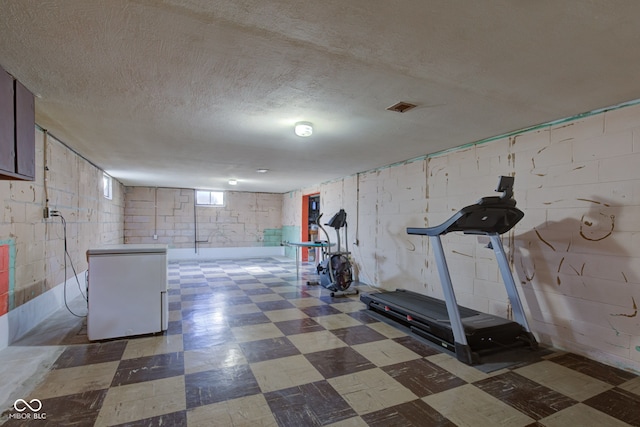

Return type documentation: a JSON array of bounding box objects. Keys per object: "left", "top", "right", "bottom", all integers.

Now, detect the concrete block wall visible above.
[
  {"left": 284, "top": 102, "right": 640, "bottom": 373},
  {"left": 505, "top": 107, "right": 640, "bottom": 373},
  {"left": 124, "top": 187, "right": 283, "bottom": 248},
  {"left": 124, "top": 187, "right": 194, "bottom": 246},
  {"left": 0, "top": 128, "right": 124, "bottom": 325}
]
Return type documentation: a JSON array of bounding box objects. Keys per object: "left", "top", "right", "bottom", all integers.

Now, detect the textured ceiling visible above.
[{"left": 2, "top": 1, "right": 640, "bottom": 193}]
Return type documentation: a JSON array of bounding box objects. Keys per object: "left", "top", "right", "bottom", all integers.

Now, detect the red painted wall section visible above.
[
  {"left": 0, "top": 244, "right": 8, "bottom": 316},
  {"left": 301, "top": 195, "right": 310, "bottom": 261}
]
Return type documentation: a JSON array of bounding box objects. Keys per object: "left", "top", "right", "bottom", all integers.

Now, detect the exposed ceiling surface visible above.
[{"left": 2, "top": 1, "right": 640, "bottom": 194}]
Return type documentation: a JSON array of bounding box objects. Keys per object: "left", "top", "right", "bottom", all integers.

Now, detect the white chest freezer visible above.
[{"left": 87, "top": 244, "right": 169, "bottom": 341}]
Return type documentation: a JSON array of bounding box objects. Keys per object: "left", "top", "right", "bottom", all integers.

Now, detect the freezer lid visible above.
[{"left": 87, "top": 244, "right": 168, "bottom": 256}]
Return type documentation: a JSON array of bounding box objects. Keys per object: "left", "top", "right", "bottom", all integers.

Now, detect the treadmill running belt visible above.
[
  {"left": 369, "top": 290, "right": 479, "bottom": 320},
  {"left": 361, "top": 289, "right": 526, "bottom": 355}
]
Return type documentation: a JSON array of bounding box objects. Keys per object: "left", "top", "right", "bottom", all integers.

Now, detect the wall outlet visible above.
[
  {"left": 44, "top": 208, "right": 60, "bottom": 218},
  {"left": 153, "top": 234, "right": 158, "bottom": 240}
]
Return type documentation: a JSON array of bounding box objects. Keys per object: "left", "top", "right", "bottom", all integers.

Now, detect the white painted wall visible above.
[{"left": 124, "top": 187, "right": 284, "bottom": 248}]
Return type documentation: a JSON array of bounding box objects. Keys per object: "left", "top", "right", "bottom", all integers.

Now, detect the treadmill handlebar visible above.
[
  {"left": 407, "top": 176, "right": 524, "bottom": 237},
  {"left": 407, "top": 204, "right": 524, "bottom": 236}
]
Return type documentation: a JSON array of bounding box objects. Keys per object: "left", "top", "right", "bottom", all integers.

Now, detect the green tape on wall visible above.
[{"left": 262, "top": 228, "right": 283, "bottom": 246}]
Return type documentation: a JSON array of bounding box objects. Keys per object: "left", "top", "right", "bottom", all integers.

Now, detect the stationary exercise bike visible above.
[{"left": 314, "top": 209, "right": 358, "bottom": 297}]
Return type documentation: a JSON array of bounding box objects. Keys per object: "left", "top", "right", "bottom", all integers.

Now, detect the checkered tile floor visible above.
[{"left": 2, "top": 257, "right": 640, "bottom": 426}]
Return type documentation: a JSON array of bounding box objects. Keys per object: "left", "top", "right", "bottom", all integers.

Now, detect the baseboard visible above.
[
  {"left": 168, "top": 246, "right": 285, "bottom": 261},
  {"left": 0, "top": 272, "right": 86, "bottom": 351}
]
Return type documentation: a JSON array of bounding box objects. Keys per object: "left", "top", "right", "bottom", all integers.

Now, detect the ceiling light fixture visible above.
[
  {"left": 228, "top": 179, "right": 237, "bottom": 185},
  {"left": 256, "top": 169, "right": 269, "bottom": 173},
  {"left": 294, "top": 121, "right": 313, "bottom": 137}
]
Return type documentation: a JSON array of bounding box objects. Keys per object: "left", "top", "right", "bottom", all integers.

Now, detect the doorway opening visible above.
[{"left": 301, "top": 193, "right": 320, "bottom": 262}]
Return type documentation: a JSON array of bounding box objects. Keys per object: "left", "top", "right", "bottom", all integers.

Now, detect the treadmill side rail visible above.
[
  {"left": 490, "top": 234, "right": 538, "bottom": 349},
  {"left": 489, "top": 234, "right": 531, "bottom": 331},
  {"left": 430, "top": 235, "right": 468, "bottom": 348}
]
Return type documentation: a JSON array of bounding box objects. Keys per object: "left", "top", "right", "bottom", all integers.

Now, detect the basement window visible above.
[
  {"left": 196, "top": 190, "right": 224, "bottom": 207},
  {"left": 103, "top": 173, "right": 112, "bottom": 200}
]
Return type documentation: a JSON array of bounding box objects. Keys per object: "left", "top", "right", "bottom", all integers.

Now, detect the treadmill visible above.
[{"left": 360, "top": 176, "right": 537, "bottom": 365}]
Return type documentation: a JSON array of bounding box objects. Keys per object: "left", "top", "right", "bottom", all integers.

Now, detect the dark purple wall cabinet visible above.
[{"left": 0, "top": 66, "right": 35, "bottom": 181}]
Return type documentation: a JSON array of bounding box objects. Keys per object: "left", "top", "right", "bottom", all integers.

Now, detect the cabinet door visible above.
[
  {"left": 0, "top": 70, "right": 14, "bottom": 173},
  {"left": 14, "top": 80, "right": 35, "bottom": 179}
]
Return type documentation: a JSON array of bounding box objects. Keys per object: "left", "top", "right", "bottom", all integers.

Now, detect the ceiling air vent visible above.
[{"left": 386, "top": 101, "right": 417, "bottom": 113}]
